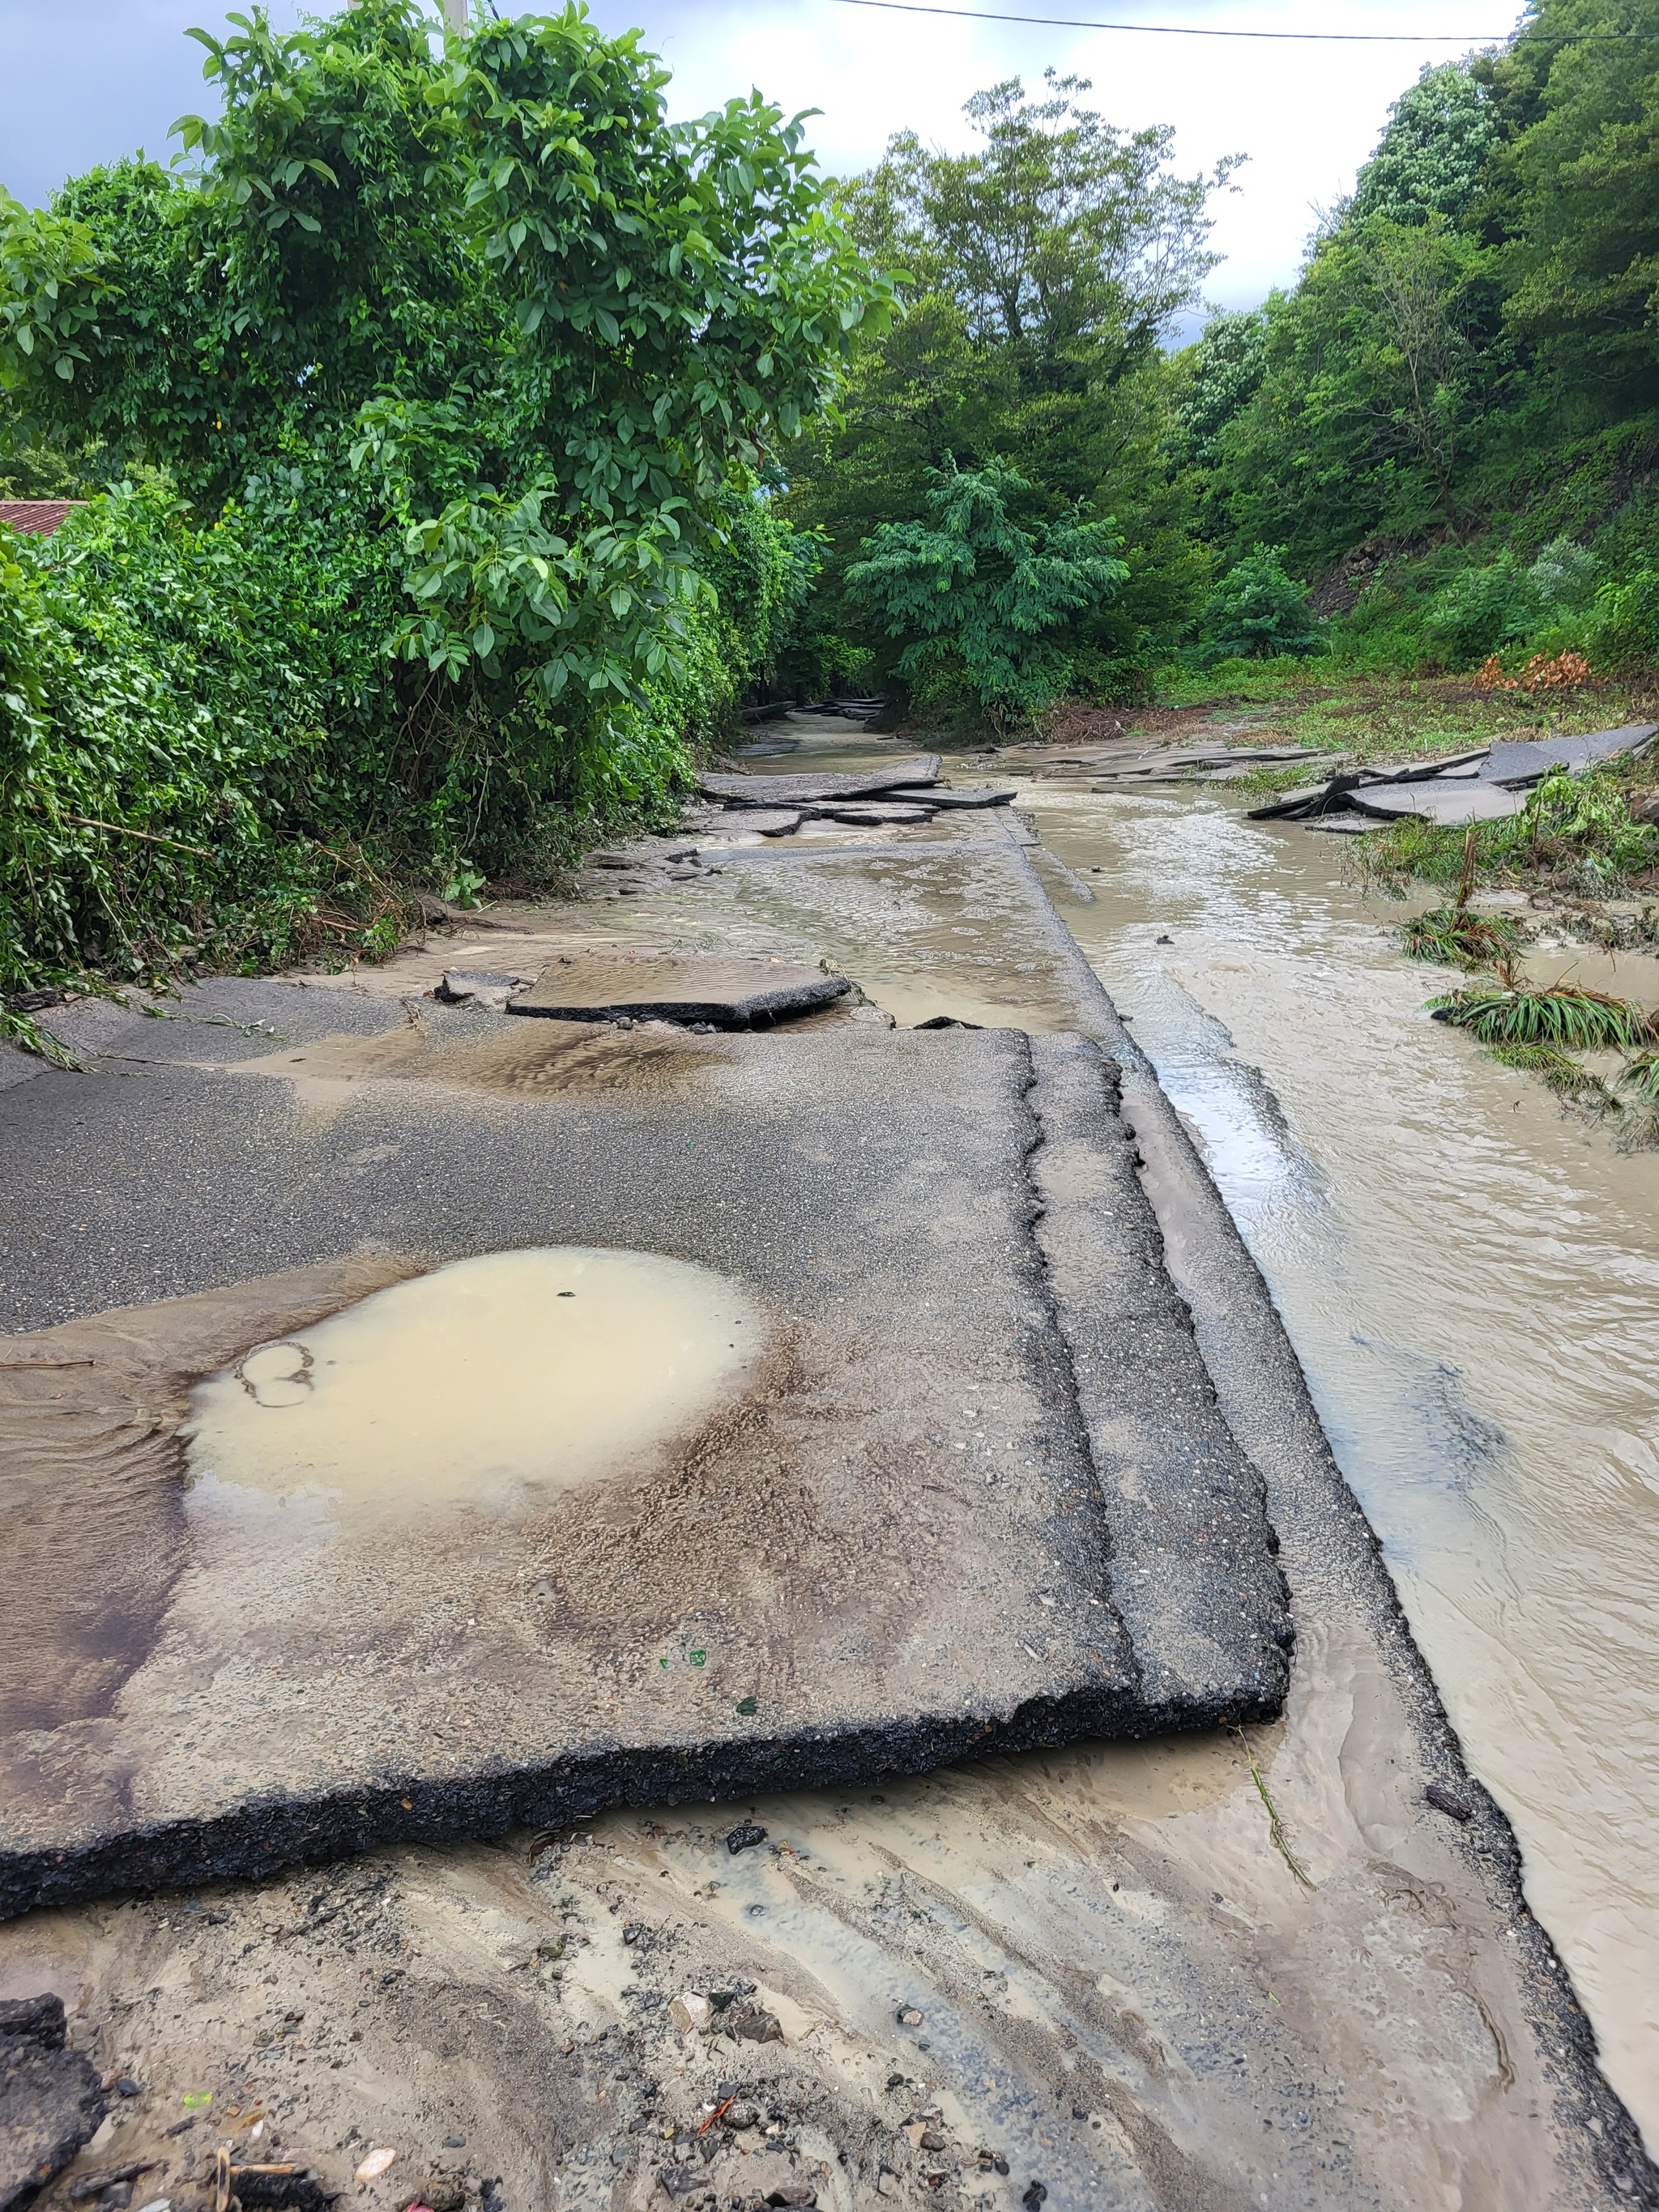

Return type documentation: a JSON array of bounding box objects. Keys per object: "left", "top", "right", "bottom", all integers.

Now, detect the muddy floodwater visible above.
[
  {"left": 1018, "top": 779, "right": 1659, "bottom": 2146},
  {"left": 184, "top": 1247, "right": 766, "bottom": 1521}
]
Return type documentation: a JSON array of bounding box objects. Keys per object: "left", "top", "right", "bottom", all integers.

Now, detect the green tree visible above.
[
  {"left": 0, "top": 2, "right": 889, "bottom": 987},
  {"left": 1195, "top": 545, "right": 1324, "bottom": 664},
  {"left": 786, "top": 72, "right": 1235, "bottom": 705},
  {"left": 1488, "top": 0, "right": 1659, "bottom": 411},
  {"left": 844, "top": 460, "right": 1129, "bottom": 727},
  {"left": 1350, "top": 62, "right": 1501, "bottom": 228},
  {"left": 851, "top": 71, "right": 1239, "bottom": 374},
  {"left": 1, "top": 2, "right": 891, "bottom": 707}
]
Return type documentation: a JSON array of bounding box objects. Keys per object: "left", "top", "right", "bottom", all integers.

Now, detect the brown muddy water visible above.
[
  {"left": 1017, "top": 778, "right": 1659, "bottom": 2146},
  {"left": 184, "top": 1248, "right": 766, "bottom": 1523}
]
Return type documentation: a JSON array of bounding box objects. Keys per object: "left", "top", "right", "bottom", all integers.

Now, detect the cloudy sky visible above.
[{"left": 1, "top": 0, "right": 1524, "bottom": 319}]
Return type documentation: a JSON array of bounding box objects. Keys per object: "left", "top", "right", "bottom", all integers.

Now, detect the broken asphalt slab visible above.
[
  {"left": 1482, "top": 722, "right": 1657, "bottom": 783},
  {"left": 0, "top": 996, "right": 1290, "bottom": 1917},
  {"left": 1248, "top": 722, "right": 1659, "bottom": 829},
  {"left": 504, "top": 949, "right": 848, "bottom": 1027},
  {"left": 0, "top": 1997, "right": 106, "bottom": 2210},
  {"left": 700, "top": 758, "right": 940, "bottom": 807}
]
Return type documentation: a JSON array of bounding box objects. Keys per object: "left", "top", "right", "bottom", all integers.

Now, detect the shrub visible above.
[
  {"left": 1421, "top": 553, "right": 1535, "bottom": 667},
  {"left": 1193, "top": 547, "right": 1323, "bottom": 666},
  {"left": 845, "top": 462, "right": 1131, "bottom": 729},
  {"left": 1587, "top": 571, "right": 1659, "bottom": 674}
]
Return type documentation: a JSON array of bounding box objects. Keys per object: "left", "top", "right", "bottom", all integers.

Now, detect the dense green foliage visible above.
[
  {"left": 845, "top": 462, "right": 1129, "bottom": 724},
  {"left": 791, "top": 0, "right": 1659, "bottom": 718},
  {"left": 1188, "top": 0, "right": 1659, "bottom": 675},
  {"left": 6, "top": 0, "right": 1658, "bottom": 1004},
  {"left": 782, "top": 71, "right": 1233, "bottom": 713},
  {"left": 0, "top": 0, "right": 887, "bottom": 991}
]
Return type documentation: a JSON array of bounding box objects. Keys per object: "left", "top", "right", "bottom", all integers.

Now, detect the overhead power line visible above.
[{"left": 831, "top": 0, "right": 1658, "bottom": 40}]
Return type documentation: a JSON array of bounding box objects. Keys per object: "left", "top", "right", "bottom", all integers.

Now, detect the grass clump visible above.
[
  {"left": 1482, "top": 1041, "right": 1611, "bottom": 1100},
  {"left": 1399, "top": 906, "right": 1527, "bottom": 967},
  {"left": 1617, "top": 1049, "right": 1659, "bottom": 1106},
  {"left": 1427, "top": 980, "right": 1657, "bottom": 1051}
]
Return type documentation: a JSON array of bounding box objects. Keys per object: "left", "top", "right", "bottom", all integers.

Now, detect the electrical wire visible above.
[{"left": 832, "top": 0, "right": 1659, "bottom": 40}]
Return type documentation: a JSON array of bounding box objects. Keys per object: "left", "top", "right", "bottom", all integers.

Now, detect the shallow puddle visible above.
[
  {"left": 184, "top": 1247, "right": 767, "bottom": 1523},
  {"left": 1020, "top": 778, "right": 1659, "bottom": 2145}
]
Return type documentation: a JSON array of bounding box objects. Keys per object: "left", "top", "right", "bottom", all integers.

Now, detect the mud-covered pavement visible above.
[{"left": 1, "top": 718, "right": 1653, "bottom": 2210}]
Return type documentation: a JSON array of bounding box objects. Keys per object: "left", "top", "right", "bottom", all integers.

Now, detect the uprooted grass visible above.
[
  {"left": 1482, "top": 1042, "right": 1614, "bottom": 1102},
  {"left": 1618, "top": 1048, "right": 1659, "bottom": 1105},
  {"left": 1399, "top": 906, "right": 1528, "bottom": 967},
  {"left": 1428, "top": 980, "right": 1658, "bottom": 1052}
]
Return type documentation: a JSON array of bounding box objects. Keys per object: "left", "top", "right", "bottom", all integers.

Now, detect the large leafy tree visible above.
[
  {"left": 0, "top": 2, "right": 891, "bottom": 706},
  {"left": 785, "top": 72, "right": 1235, "bottom": 706},
  {"left": 0, "top": 2, "right": 890, "bottom": 991},
  {"left": 1196, "top": 0, "right": 1659, "bottom": 590},
  {"left": 1482, "top": 0, "right": 1659, "bottom": 411}
]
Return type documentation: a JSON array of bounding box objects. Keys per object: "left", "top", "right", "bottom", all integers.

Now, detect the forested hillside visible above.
[{"left": 787, "top": 0, "right": 1659, "bottom": 718}]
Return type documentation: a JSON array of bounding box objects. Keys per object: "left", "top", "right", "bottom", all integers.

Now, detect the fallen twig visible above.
[
  {"left": 1231, "top": 1726, "right": 1316, "bottom": 1889},
  {"left": 0, "top": 1358, "right": 94, "bottom": 1370},
  {"left": 60, "top": 812, "right": 214, "bottom": 859}
]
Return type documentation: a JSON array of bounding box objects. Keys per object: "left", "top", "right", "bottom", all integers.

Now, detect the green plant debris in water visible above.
[
  {"left": 1428, "top": 982, "right": 1657, "bottom": 1052},
  {"left": 1399, "top": 906, "right": 1527, "bottom": 968}
]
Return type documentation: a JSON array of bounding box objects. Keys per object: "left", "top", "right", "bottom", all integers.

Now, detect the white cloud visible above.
[
  {"left": 3, "top": 0, "right": 1523, "bottom": 315},
  {"left": 594, "top": 0, "right": 1523, "bottom": 311}
]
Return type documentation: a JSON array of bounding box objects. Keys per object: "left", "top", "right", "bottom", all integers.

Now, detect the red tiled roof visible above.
[{"left": 0, "top": 500, "right": 83, "bottom": 536}]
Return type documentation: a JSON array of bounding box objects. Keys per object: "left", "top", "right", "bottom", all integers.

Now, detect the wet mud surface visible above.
[{"left": 0, "top": 722, "right": 1652, "bottom": 2208}]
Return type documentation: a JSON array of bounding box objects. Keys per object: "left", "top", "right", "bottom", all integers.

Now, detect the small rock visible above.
[
  {"left": 895, "top": 2008, "right": 924, "bottom": 2029},
  {"left": 1426, "top": 1782, "right": 1474, "bottom": 1822},
  {"left": 725, "top": 1822, "right": 767, "bottom": 1856},
  {"left": 727, "top": 2007, "right": 783, "bottom": 2044},
  {"left": 536, "top": 1937, "right": 565, "bottom": 1961},
  {"left": 668, "top": 1993, "right": 713, "bottom": 2035},
  {"left": 722, "top": 2103, "right": 760, "bottom": 2132},
  {"left": 1155, "top": 934, "right": 1173, "bottom": 944},
  {"left": 920, "top": 2130, "right": 946, "bottom": 2152},
  {"left": 766, "top": 2188, "right": 816, "bottom": 2209},
  {"left": 1023, "top": 2185, "right": 1048, "bottom": 2210},
  {"left": 355, "top": 2146, "right": 398, "bottom": 2182},
  {"left": 114, "top": 2078, "right": 141, "bottom": 2099},
  {"left": 611, "top": 2144, "right": 629, "bottom": 2167},
  {"left": 622, "top": 1924, "right": 643, "bottom": 1946},
  {"left": 658, "top": 2167, "right": 703, "bottom": 2201},
  {"left": 98, "top": 2188, "right": 133, "bottom": 2210}
]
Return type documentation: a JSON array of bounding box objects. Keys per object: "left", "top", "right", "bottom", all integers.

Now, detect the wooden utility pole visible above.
[{"left": 442, "top": 0, "right": 468, "bottom": 26}]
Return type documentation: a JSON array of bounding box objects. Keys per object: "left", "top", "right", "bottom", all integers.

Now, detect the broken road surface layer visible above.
[
  {"left": 504, "top": 948, "right": 848, "bottom": 1027},
  {"left": 0, "top": 1001, "right": 1290, "bottom": 1918},
  {"left": 0, "top": 731, "right": 1649, "bottom": 2209}
]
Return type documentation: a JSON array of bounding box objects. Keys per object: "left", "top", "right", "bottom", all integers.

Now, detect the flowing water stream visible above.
[{"left": 1018, "top": 778, "right": 1659, "bottom": 2145}]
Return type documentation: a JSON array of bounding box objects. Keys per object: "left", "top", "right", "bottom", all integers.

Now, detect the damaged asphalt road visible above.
[{"left": 0, "top": 763, "right": 1653, "bottom": 2210}]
